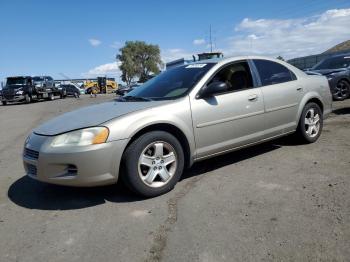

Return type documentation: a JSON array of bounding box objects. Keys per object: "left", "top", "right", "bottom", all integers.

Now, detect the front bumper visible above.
[
  {"left": 1, "top": 95, "right": 25, "bottom": 102},
  {"left": 23, "top": 133, "right": 129, "bottom": 187}
]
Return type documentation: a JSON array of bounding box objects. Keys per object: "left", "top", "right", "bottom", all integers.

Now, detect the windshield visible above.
[
  {"left": 5, "top": 78, "right": 27, "bottom": 87},
  {"left": 32, "top": 77, "right": 44, "bottom": 82},
  {"left": 126, "top": 63, "right": 215, "bottom": 100},
  {"left": 313, "top": 56, "right": 350, "bottom": 70}
]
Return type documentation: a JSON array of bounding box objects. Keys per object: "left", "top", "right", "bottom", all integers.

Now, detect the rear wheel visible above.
[
  {"left": 122, "top": 131, "right": 184, "bottom": 197},
  {"left": 332, "top": 80, "right": 350, "bottom": 101},
  {"left": 25, "top": 94, "right": 32, "bottom": 103},
  {"left": 296, "top": 102, "right": 323, "bottom": 143},
  {"left": 60, "top": 90, "right": 67, "bottom": 99}
]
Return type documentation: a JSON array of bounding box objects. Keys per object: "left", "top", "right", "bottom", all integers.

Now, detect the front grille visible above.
[
  {"left": 26, "top": 164, "right": 37, "bottom": 176},
  {"left": 3, "top": 94, "right": 14, "bottom": 100},
  {"left": 2, "top": 90, "right": 14, "bottom": 100},
  {"left": 24, "top": 148, "right": 39, "bottom": 160}
]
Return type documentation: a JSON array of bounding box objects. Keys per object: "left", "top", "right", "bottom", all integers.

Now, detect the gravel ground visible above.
[{"left": 0, "top": 95, "right": 349, "bottom": 262}]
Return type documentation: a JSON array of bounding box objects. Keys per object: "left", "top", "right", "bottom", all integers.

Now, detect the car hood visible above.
[
  {"left": 33, "top": 100, "right": 168, "bottom": 136},
  {"left": 306, "top": 68, "right": 347, "bottom": 76}
]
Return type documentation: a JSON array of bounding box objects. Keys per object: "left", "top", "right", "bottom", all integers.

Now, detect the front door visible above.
[{"left": 191, "top": 60, "right": 266, "bottom": 159}]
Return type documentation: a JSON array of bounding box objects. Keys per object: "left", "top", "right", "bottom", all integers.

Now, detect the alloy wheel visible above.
[
  {"left": 304, "top": 108, "right": 321, "bottom": 138},
  {"left": 333, "top": 80, "right": 350, "bottom": 100},
  {"left": 138, "top": 141, "right": 177, "bottom": 188}
]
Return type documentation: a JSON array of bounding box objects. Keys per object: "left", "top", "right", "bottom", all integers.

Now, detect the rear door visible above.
[
  {"left": 190, "top": 60, "right": 266, "bottom": 158},
  {"left": 252, "top": 59, "right": 303, "bottom": 136}
]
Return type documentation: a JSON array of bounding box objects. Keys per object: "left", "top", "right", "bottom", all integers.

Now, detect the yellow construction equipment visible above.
[{"left": 84, "top": 77, "right": 118, "bottom": 94}]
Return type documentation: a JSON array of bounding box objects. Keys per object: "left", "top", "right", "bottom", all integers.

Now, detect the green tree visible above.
[
  {"left": 276, "top": 55, "right": 285, "bottom": 61},
  {"left": 117, "top": 41, "right": 163, "bottom": 85}
]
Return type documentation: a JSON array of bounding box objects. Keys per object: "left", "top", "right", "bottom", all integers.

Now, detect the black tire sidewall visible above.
[
  {"left": 298, "top": 102, "right": 323, "bottom": 143},
  {"left": 333, "top": 80, "right": 350, "bottom": 101},
  {"left": 25, "top": 94, "right": 31, "bottom": 103},
  {"left": 122, "top": 131, "right": 185, "bottom": 197}
]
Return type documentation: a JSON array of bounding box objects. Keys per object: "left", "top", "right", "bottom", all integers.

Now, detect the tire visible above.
[
  {"left": 122, "top": 131, "right": 185, "bottom": 197},
  {"left": 296, "top": 102, "right": 323, "bottom": 143},
  {"left": 25, "top": 94, "right": 32, "bottom": 104},
  {"left": 48, "top": 93, "right": 54, "bottom": 101},
  {"left": 332, "top": 80, "right": 350, "bottom": 101},
  {"left": 2, "top": 101, "right": 7, "bottom": 106},
  {"left": 60, "top": 90, "right": 67, "bottom": 99}
]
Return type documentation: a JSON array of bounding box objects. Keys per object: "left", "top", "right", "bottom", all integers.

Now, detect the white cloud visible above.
[
  {"left": 88, "top": 38, "right": 102, "bottom": 47},
  {"left": 161, "top": 8, "right": 350, "bottom": 62},
  {"left": 227, "top": 8, "right": 350, "bottom": 59},
  {"left": 110, "top": 41, "right": 122, "bottom": 49},
  {"left": 161, "top": 48, "right": 194, "bottom": 63},
  {"left": 82, "top": 62, "right": 121, "bottom": 78},
  {"left": 193, "top": 39, "right": 206, "bottom": 45}
]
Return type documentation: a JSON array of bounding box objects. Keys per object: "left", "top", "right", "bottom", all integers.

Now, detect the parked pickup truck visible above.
[{"left": 0, "top": 76, "right": 63, "bottom": 105}]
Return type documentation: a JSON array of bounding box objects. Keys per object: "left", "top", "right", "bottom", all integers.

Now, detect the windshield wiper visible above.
[{"left": 121, "top": 96, "right": 153, "bottom": 102}]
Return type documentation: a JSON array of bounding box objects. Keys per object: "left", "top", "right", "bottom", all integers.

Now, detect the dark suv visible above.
[
  {"left": 306, "top": 54, "right": 350, "bottom": 101},
  {"left": 59, "top": 84, "right": 82, "bottom": 97}
]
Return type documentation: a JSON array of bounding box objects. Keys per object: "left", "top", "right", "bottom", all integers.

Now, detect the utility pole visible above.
[{"left": 209, "top": 25, "right": 213, "bottom": 53}]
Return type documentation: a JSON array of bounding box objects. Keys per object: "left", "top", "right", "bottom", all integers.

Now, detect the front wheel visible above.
[
  {"left": 296, "top": 102, "right": 323, "bottom": 143},
  {"left": 122, "top": 131, "right": 184, "bottom": 197},
  {"left": 2, "top": 101, "right": 7, "bottom": 106}
]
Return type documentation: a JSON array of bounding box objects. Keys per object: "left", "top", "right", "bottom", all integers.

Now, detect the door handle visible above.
[
  {"left": 248, "top": 94, "right": 258, "bottom": 101},
  {"left": 296, "top": 87, "right": 303, "bottom": 91}
]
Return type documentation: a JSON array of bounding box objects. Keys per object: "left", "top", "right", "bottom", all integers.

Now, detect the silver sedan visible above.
[{"left": 23, "top": 56, "right": 332, "bottom": 197}]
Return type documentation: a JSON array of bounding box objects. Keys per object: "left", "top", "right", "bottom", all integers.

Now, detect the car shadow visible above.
[
  {"left": 332, "top": 107, "right": 350, "bottom": 115},
  {"left": 7, "top": 178, "right": 143, "bottom": 210},
  {"left": 8, "top": 141, "right": 282, "bottom": 211},
  {"left": 181, "top": 141, "right": 281, "bottom": 180}
]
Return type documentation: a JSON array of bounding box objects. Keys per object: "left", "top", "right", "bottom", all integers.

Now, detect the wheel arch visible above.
[
  {"left": 123, "top": 123, "right": 193, "bottom": 168},
  {"left": 306, "top": 97, "right": 324, "bottom": 113},
  {"left": 338, "top": 77, "right": 350, "bottom": 85},
  {"left": 297, "top": 94, "right": 325, "bottom": 124}
]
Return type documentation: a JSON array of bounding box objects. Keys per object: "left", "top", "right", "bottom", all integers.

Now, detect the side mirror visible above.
[{"left": 199, "top": 81, "right": 228, "bottom": 98}]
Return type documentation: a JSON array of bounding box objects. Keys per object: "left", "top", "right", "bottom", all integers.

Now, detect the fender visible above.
[
  {"left": 296, "top": 91, "right": 325, "bottom": 124},
  {"left": 104, "top": 98, "right": 197, "bottom": 161}
]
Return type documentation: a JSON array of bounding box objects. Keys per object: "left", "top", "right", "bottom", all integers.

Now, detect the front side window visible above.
[
  {"left": 207, "top": 60, "right": 254, "bottom": 94},
  {"left": 254, "top": 60, "right": 295, "bottom": 86}
]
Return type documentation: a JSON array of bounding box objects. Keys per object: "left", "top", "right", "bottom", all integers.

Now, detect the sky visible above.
[{"left": 1, "top": 0, "right": 350, "bottom": 82}]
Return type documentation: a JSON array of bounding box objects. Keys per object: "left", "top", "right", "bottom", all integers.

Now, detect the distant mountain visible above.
[{"left": 323, "top": 40, "right": 350, "bottom": 54}]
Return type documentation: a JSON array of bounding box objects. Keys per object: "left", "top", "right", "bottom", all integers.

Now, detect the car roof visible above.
[
  {"left": 194, "top": 55, "right": 288, "bottom": 65},
  {"left": 327, "top": 53, "right": 350, "bottom": 58},
  {"left": 191, "top": 55, "right": 306, "bottom": 78}
]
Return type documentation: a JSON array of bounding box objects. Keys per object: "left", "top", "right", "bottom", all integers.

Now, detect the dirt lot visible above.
[{"left": 0, "top": 95, "right": 349, "bottom": 262}]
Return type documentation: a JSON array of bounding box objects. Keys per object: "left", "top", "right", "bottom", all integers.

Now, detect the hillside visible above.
[{"left": 323, "top": 40, "right": 350, "bottom": 54}]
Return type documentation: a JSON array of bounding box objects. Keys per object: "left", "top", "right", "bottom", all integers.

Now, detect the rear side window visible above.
[{"left": 254, "top": 60, "right": 296, "bottom": 86}]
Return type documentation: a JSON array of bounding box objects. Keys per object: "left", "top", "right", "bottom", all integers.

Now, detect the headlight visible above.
[
  {"left": 16, "top": 90, "right": 24, "bottom": 95},
  {"left": 51, "top": 127, "right": 109, "bottom": 147}
]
